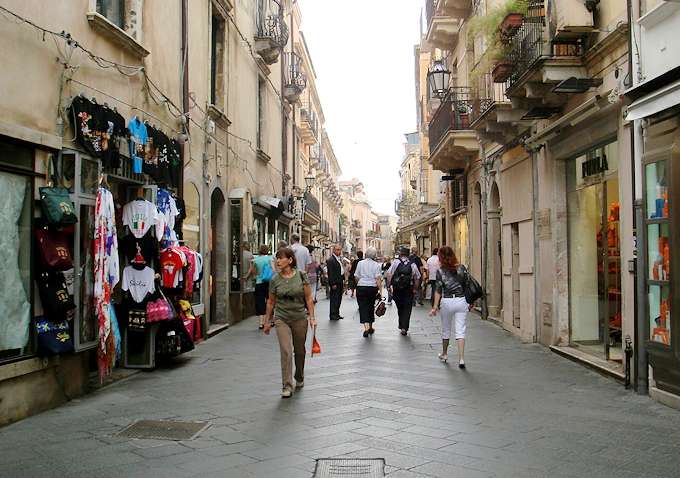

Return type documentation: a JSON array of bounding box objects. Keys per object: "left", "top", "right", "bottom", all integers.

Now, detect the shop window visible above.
[
  {"left": 183, "top": 183, "right": 201, "bottom": 251},
  {"left": 96, "top": 0, "right": 125, "bottom": 29},
  {"left": 75, "top": 202, "right": 97, "bottom": 350},
  {"left": 230, "top": 199, "right": 242, "bottom": 292},
  {"left": 645, "top": 158, "right": 671, "bottom": 345},
  {"left": 0, "top": 171, "right": 33, "bottom": 361},
  {"left": 452, "top": 176, "right": 467, "bottom": 212}
]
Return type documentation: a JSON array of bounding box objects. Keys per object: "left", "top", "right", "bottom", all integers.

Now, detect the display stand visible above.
[{"left": 122, "top": 324, "right": 159, "bottom": 369}]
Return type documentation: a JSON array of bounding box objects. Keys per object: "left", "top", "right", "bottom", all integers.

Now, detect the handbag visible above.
[
  {"left": 35, "top": 229, "right": 73, "bottom": 270},
  {"left": 375, "top": 299, "right": 387, "bottom": 317},
  {"left": 35, "top": 317, "right": 74, "bottom": 356},
  {"left": 39, "top": 186, "right": 78, "bottom": 226},
  {"left": 311, "top": 334, "right": 321, "bottom": 356},
  {"left": 260, "top": 261, "right": 274, "bottom": 282},
  {"left": 36, "top": 271, "right": 76, "bottom": 319},
  {"left": 461, "top": 267, "right": 484, "bottom": 304}
]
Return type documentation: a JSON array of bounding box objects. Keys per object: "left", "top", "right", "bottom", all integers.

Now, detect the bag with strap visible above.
[
  {"left": 35, "top": 229, "right": 73, "bottom": 271},
  {"left": 375, "top": 299, "right": 387, "bottom": 317},
  {"left": 260, "top": 258, "right": 274, "bottom": 282},
  {"left": 460, "top": 266, "right": 484, "bottom": 304},
  {"left": 391, "top": 259, "right": 412, "bottom": 291},
  {"left": 35, "top": 317, "right": 74, "bottom": 356},
  {"left": 36, "top": 271, "right": 76, "bottom": 319},
  {"left": 39, "top": 187, "right": 78, "bottom": 226}
]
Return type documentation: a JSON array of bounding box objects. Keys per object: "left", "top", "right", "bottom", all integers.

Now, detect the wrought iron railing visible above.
[
  {"left": 428, "top": 87, "right": 474, "bottom": 153},
  {"left": 256, "top": 0, "right": 288, "bottom": 47},
  {"left": 425, "top": 0, "right": 436, "bottom": 27},
  {"left": 305, "top": 191, "right": 320, "bottom": 216},
  {"left": 283, "top": 52, "right": 306, "bottom": 101},
  {"left": 507, "top": 9, "right": 585, "bottom": 90},
  {"left": 469, "top": 73, "right": 509, "bottom": 125}
]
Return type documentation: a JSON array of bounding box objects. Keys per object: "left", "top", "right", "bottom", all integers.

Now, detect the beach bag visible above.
[
  {"left": 35, "top": 317, "right": 74, "bottom": 356},
  {"left": 35, "top": 229, "right": 73, "bottom": 270},
  {"left": 260, "top": 260, "right": 274, "bottom": 282},
  {"left": 36, "top": 271, "right": 76, "bottom": 319},
  {"left": 39, "top": 186, "right": 77, "bottom": 226}
]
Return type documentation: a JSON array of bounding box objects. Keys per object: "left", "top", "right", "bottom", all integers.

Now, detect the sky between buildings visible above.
[{"left": 297, "top": 0, "right": 423, "bottom": 216}]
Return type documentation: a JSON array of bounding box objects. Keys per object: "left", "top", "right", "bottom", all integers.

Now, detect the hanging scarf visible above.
[{"left": 94, "top": 188, "right": 118, "bottom": 381}]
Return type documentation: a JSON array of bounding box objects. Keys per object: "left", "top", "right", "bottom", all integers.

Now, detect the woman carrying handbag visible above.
[
  {"left": 264, "top": 247, "right": 317, "bottom": 398},
  {"left": 354, "top": 247, "right": 382, "bottom": 337}
]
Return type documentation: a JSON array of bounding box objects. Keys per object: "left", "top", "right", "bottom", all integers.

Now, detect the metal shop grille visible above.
[
  {"left": 314, "top": 458, "right": 385, "bottom": 478},
  {"left": 117, "top": 420, "right": 209, "bottom": 441}
]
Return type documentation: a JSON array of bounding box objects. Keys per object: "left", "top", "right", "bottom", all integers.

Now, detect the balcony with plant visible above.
[{"left": 283, "top": 52, "right": 307, "bottom": 103}]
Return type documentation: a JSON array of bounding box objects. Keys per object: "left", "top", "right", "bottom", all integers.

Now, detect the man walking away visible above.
[
  {"left": 326, "top": 244, "right": 345, "bottom": 320},
  {"left": 348, "top": 251, "right": 363, "bottom": 299},
  {"left": 388, "top": 247, "right": 421, "bottom": 335},
  {"left": 409, "top": 247, "right": 424, "bottom": 305},
  {"left": 426, "top": 248, "right": 440, "bottom": 307},
  {"left": 289, "top": 234, "right": 311, "bottom": 272}
]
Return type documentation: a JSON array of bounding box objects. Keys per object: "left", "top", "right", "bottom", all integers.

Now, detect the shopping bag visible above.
[{"left": 311, "top": 334, "right": 321, "bottom": 356}]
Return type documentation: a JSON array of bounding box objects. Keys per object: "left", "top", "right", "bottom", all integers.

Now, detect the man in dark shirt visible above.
[{"left": 409, "top": 247, "right": 424, "bottom": 305}]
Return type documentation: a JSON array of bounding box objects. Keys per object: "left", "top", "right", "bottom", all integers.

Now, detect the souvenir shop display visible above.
[
  {"left": 70, "top": 95, "right": 126, "bottom": 168},
  {"left": 35, "top": 317, "right": 73, "bottom": 357},
  {"left": 39, "top": 186, "right": 77, "bottom": 226},
  {"left": 35, "top": 228, "right": 73, "bottom": 271}
]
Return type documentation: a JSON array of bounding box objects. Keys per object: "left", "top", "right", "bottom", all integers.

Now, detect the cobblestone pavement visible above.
[{"left": 3, "top": 295, "right": 680, "bottom": 478}]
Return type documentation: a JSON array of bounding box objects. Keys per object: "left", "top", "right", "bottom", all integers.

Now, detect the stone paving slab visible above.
[{"left": 2, "top": 295, "right": 680, "bottom": 477}]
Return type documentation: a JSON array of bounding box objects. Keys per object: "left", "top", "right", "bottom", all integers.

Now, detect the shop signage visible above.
[{"left": 581, "top": 154, "right": 609, "bottom": 179}]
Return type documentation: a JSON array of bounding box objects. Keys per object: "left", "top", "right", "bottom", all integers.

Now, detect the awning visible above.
[
  {"left": 258, "top": 195, "right": 285, "bottom": 210},
  {"left": 398, "top": 209, "right": 441, "bottom": 234},
  {"left": 625, "top": 79, "right": 680, "bottom": 121}
]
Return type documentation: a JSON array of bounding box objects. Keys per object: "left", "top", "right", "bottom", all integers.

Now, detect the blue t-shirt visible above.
[
  {"left": 253, "top": 255, "right": 273, "bottom": 285},
  {"left": 128, "top": 117, "right": 148, "bottom": 174}
]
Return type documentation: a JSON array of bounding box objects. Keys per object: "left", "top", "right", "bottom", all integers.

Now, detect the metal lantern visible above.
[
  {"left": 304, "top": 173, "right": 315, "bottom": 191},
  {"left": 427, "top": 59, "right": 451, "bottom": 99}
]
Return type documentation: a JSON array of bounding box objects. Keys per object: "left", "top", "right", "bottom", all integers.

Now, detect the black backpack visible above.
[{"left": 392, "top": 260, "right": 412, "bottom": 291}]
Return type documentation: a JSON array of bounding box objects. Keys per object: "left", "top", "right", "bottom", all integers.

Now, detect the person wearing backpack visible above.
[
  {"left": 429, "top": 246, "right": 476, "bottom": 368},
  {"left": 253, "top": 244, "right": 275, "bottom": 329},
  {"left": 387, "top": 247, "right": 421, "bottom": 336}
]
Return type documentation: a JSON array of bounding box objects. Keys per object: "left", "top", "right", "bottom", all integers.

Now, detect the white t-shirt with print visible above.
[
  {"left": 121, "top": 266, "right": 156, "bottom": 303},
  {"left": 123, "top": 200, "right": 159, "bottom": 239}
]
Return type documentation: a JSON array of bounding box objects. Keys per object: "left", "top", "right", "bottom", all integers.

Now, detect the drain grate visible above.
[
  {"left": 117, "top": 420, "right": 209, "bottom": 441},
  {"left": 314, "top": 458, "right": 385, "bottom": 477}
]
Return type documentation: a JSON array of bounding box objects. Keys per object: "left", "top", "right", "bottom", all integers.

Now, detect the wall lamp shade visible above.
[
  {"left": 304, "top": 173, "right": 315, "bottom": 190},
  {"left": 427, "top": 60, "right": 451, "bottom": 99}
]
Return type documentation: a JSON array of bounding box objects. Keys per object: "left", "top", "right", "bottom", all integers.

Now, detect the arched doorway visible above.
[
  {"left": 488, "top": 181, "right": 502, "bottom": 319},
  {"left": 210, "top": 188, "right": 227, "bottom": 325}
]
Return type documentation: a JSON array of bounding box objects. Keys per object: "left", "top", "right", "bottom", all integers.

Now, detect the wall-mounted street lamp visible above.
[
  {"left": 427, "top": 59, "right": 451, "bottom": 100},
  {"left": 304, "top": 172, "right": 315, "bottom": 192}
]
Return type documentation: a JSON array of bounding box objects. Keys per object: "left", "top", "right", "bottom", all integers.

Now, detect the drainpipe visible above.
[
  {"left": 628, "top": 0, "right": 648, "bottom": 394},
  {"left": 180, "top": 0, "right": 189, "bottom": 199},
  {"left": 531, "top": 146, "right": 540, "bottom": 344}
]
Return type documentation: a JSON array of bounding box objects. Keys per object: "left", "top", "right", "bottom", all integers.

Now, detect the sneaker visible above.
[
  {"left": 295, "top": 381, "right": 304, "bottom": 389},
  {"left": 438, "top": 353, "right": 448, "bottom": 363},
  {"left": 281, "top": 388, "right": 293, "bottom": 398}
]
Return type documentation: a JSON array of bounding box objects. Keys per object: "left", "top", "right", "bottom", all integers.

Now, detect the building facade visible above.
[{"left": 0, "top": 0, "right": 344, "bottom": 425}]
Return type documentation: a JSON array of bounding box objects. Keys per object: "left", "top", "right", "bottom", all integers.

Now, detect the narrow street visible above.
[{"left": 2, "top": 297, "right": 680, "bottom": 478}]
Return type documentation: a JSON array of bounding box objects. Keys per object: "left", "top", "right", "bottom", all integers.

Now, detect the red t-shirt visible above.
[{"left": 160, "top": 249, "right": 184, "bottom": 288}]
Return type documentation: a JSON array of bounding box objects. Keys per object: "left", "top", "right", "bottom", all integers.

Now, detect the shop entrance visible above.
[
  {"left": 210, "top": 189, "right": 227, "bottom": 325},
  {"left": 568, "top": 142, "right": 622, "bottom": 362}
]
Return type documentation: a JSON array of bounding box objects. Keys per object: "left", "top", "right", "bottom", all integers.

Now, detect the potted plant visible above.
[
  {"left": 500, "top": 12, "right": 524, "bottom": 39},
  {"left": 492, "top": 60, "right": 514, "bottom": 83}
]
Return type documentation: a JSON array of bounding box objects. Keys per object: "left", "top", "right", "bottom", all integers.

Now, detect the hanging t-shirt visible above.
[
  {"left": 70, "top": 96, "right": 106, "bottom": 157},
  {"left": 119, "top": 231, "right": 159, "bottom": 267},
  {"left": 101, "top": 106, "right": 126, "bottom": 169},
  {"left": 123, "top": 199, "right": 158, "bottom": 239},
  {"left": 143, "top": 123, "right": 160, "bottom": 180},
  {"left": 160, "top": 249, "right": 185, "bottom": 288},
  {"left": 121, "top": 265, "right": 155, "bottom": 303},
  {"left": 169, "top": 139, "right": 182, "bottom": 189},
  {"left": 127, "top": 116, "right": 148, "bottom": 174},
  {"left": 157, "top": 189, "right": 179, "bottom": 231}
]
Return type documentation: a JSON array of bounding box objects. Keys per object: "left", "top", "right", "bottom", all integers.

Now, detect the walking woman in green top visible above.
[{"left": 264, "top": 247, "right": 317, "bottom": 398}]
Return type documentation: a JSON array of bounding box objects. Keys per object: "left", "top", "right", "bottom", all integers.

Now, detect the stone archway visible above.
[
  {"left": 488, "top": 181, "right": 502, "bottom": 319},
  {"left": 472, "top": 182, "right": 483, "bottom": 279}
]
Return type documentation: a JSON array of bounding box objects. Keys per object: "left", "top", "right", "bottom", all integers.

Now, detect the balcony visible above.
[
  {"left": 427, "top": 87, "right": 478, "bottom": 172},
  {"left": 502, "top": 5, "right": 596, "bottom": 117},
  {"left": 469, "top": 73, "right": 517, "bottom": 143},
  {"left": 299, "top": 96, "right": 319, "bottom": 145},
  {"left": 283, "top": 52, "right": 307, "bottom": 103},
  {"left": 425, "top": 0, "right": 466, "bottom": 50},
  {"left": 309, "top": 143, "right": 320, "bottom": 168},
  {"left": 304, "top": 191, "right": 320, "bottom": 225},
  {"left": 254, "top": 0, "right": 288, "bottom": 65}
]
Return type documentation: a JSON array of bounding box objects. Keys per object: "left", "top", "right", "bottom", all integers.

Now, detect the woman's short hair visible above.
[
  {"left": 438, "top": 246, "right": 459, "bottom": 271},
  {"left": 258, "top": 244, "right": 270, "bottom": 255},
  {"left": 365, "top": 247, "right": 377, "bottom": 259},
  {"left": 275, "top": 247, "right": 297, "bottom": 268}
]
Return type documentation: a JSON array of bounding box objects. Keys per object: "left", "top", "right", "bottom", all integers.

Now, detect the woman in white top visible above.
[{"left": 354, "top": 247, "right": 383, "bottom": 337}]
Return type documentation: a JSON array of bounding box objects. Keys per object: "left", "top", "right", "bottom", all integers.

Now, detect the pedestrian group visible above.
[{"left": 245, "top": 236, "right": 480, "bottom": 397}]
